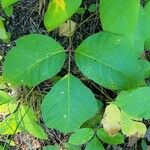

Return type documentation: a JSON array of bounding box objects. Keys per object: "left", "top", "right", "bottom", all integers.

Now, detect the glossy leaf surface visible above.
[
  {"left": 3, "top": 34, "right": 65, "bottom": 86},
  {"left": 41, "top": 74, "right": 99, "bottom": 133},
  {"left": 115, "top": 87, "right": 150, "bottom": 119},
  {"left": 75, "top": 32, "right": 145, "bottom": 90},
  {"left": 100, "top": 0, "right": 140, "bottom": 35},
  {"left": 44, "top": 0, "right": 81, "bottom": 31},
  {"left": 69, "top": 128, "right": 94, "bottom": 145}
]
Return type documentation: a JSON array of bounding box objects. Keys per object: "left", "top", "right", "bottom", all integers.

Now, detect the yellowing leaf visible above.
[
  {"left": 121, "top": 111, "right": 146, "bottom": 138},
  {"left": 44, "top": 0, "right": 81, "bottom": 31},
  {"left": 101, "top": 104, "right": 121, "bottom": 136},
  {"left": 0, "top": 114, "right": 20, "bottom": 135},
  {"left": 59, "top": 20, "right": 77, "bottom": 37},
  {"left": 0, "top": 103, "right": 17, "bottom": 114},
  {"left": 56, "top": 0, "right": 65, "bottom": 10}
]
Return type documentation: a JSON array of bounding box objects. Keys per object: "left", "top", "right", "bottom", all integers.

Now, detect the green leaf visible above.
[
  {"left": 0, "top": 113, "right": 21, "bottom": 135},
  {"left": 97, "top": 128, "right": 124, "bottom": 145},
  {"left": 139, "top": 59, "right": 150, "bottom": 78},
  {"left": 1, "top": 0, "right": 18, "bottom": 8},
  {"left": 3, "top": 6, "right": 13, "bottom": 17},
  {"left": 0, "top": 91, "right": 14, "bottom": 105},
  {"left": 64, "top": 142, "right": 81, "bottom": 150},
  {"left": 0, "top": 105, "right": 47, "bottom": 139},
  {"left": 120, "top": 111, "right": 146, "bottom": 138},
  {"left": 85, "top": 137, "right": 105, "bottom": 150},
  {"left": 75, "top": 32, "right": 145, "bottom": 90},
  {"left": 130, "top": 7, "right": 146, "bottom": 57},
  {"left": 0, "top": 19, "right": 8, "bottom": 40},
  {"left": 3, "top": 34, "right": 65, "bottom": 86},
  {"left": 0, "top": 146, "right": 4, "bottom": 150},
  {"left": 115, "top": 87, "right": 150, "bottom": 119},
  {"left": 41, "top": 74, "right": 99, "bottom": 133},
  {"left": 144, "top": 1, "right": 150, "bottom": 49},
  {"left": 44, "top": 0, "right": 82, "bottom": 31},
  {"left": 76, "top": 7, "right": 86, "bottom": 15},
  {"left": 17, "top": 106, "right": 48, "bottom": 139},
  {"left": 69, "top": 128, "right": 94, "bottom": 145},
  {"left": 0, "top": 102, "right": 17, "bottom": 114},
  {"left": 88, "top": 4, "right": 97, "bottom": 12},
  {"left": 82, "top": 112, "right": 102, "bottom": 129},
  {"left": 100, "top": 0, "right": 140, "bottom": 35}
]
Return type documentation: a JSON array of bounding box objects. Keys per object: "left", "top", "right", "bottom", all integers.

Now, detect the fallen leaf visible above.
[{"left": 59, "top": 20, "right": 77, "bottom": 37}]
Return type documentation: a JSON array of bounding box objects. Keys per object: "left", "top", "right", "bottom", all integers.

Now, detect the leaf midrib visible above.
[
  {"left": 12, "top": 50, "right": 64, "bottom": 82},
  {"left": 76, "top": 51, "right": 136, "bottom": 80}
]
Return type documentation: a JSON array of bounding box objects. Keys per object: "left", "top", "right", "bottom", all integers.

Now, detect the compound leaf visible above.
[
  {"left": 3, "top": 34, "right": 65, "bottom": 86},
  {"left": 75, "top": 32, "right": 145, "bottom": 90},
  {"left": 97, "top": 128, "right": 124, "bottom": 145},
  {"left": 41, "top": 74, "right": 99, "bottom": 133},
  {"left": 100, "top": 0, "right": 140, "bottom": 35},
  {"left": 115, "top": 87, "right": 150, "bottom": 119},
  {"left": 69, "top": 128, "right": 94, "bottom": 145},
  {"left": 44, "top": 0, "right": 81, "bottom": 31}
]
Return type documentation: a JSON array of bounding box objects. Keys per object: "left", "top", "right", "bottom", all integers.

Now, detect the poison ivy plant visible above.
[
  {"left": 2, "top": 0, "right": 150, "bottom": 149},
  {"left": 44, "top": 0, "right": 82, "bottom": 31},
  {"left": 3, "top": 34, "right": 99, "bottom": 133}
]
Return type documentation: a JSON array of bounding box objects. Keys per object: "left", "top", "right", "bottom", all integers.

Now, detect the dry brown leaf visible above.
[{"left": 59, "top": 20, "right": 77, "bottom": 37}]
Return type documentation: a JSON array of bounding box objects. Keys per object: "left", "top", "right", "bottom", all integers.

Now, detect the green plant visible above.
[
  {"left": 0, "top": 90, "right": 48, "bottom": 139},
  {"left": 1, "top": 0, "right": 150, "bottom": 149},
  {"left": 0, "top": 0, "right": 18, "bottom": 41},
  {"left": 0, "top": 0, "right": 18, "bottom": 16}
]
